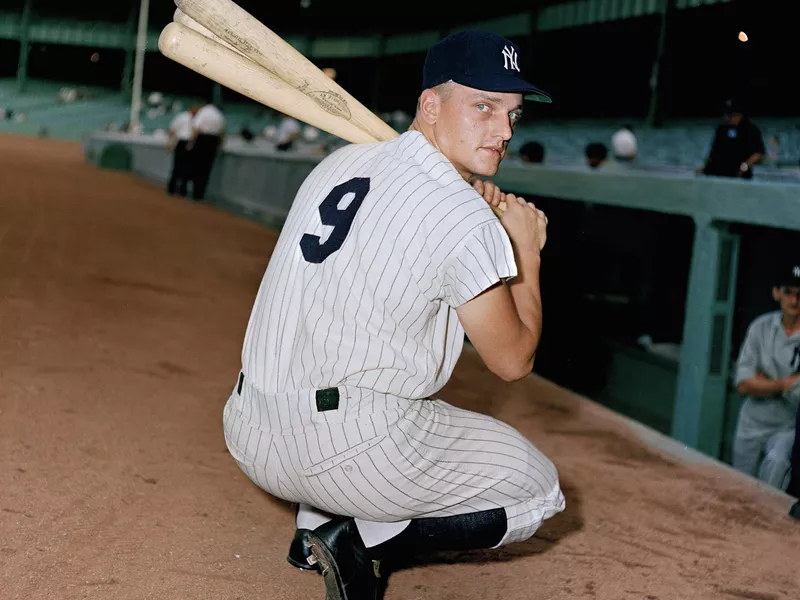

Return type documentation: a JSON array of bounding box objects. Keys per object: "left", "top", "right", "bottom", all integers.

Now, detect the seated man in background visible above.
[
  {"left": 611, "top": 124, "right": 636, "bottom": 162},
  {"left": 732, "top": 263, "right": 800, "bottom": 491},
  {"left": 585, "top": 141, "right": 609, "bottom": 169},
  {"left": 519, "top": 141, "right": 545, "bottom": 164}
]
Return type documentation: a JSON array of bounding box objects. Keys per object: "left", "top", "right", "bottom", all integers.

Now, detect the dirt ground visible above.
[{"left": 1, "top": 135, "right": 798, "bottom": 600}]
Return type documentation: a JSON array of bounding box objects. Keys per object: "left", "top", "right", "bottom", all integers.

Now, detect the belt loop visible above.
[
  {"left": 316, "top": 388, "right": 340, "bottom": 412},
  {"left": 237, "top": 372, "right": 244, "bottom": 396}
]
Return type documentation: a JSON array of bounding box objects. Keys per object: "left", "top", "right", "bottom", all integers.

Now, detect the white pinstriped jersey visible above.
[
  {"left": 227, "top": 131, "right": 565, "bottom": 540},
  {"left": 240, "top": 131, "right": 517, "bottom": 402}
]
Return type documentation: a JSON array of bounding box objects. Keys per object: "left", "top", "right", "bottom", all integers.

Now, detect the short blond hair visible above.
[{"left": 415, "top": 81, "right": 456, "bottom": 114}]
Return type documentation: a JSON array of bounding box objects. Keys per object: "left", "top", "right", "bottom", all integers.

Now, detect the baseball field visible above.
[{"left": 1, "top": 135, "right": 798, "bottom": 599}]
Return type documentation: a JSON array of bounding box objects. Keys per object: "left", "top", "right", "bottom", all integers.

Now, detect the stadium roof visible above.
[{"left": 28, "top": 0, "right": 573, "bottom": 34}]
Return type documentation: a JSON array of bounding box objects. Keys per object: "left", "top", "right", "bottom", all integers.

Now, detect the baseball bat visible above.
[
  {"left": 174, "top": 0, "right": 398, "bottom": 143},
  {"left": 173, "top": 8, "right": 245, "bottom": 59},
  {"left": 158, "top": 22, "right": 380, "bottom": 145}
]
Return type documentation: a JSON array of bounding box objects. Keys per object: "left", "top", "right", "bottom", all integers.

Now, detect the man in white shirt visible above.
[
  {"left": 166, "top": 105, "right": 197, "bottom": 197},
  {"left": 274, "top": 114, "right": 302, "bottom": 151},
  {"left": 732, "top": 263, "right": 800, "bottom": 491},
  {"left": 611, "top": 124, "right": 637, "bottom": 162},
  {"left": 188, "top": 102, "right": 226, "bottom": 201}
]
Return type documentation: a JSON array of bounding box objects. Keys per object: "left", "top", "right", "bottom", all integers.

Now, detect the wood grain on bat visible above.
[{"left": 173, "top": 8, "right": 246, "bottom": 59}]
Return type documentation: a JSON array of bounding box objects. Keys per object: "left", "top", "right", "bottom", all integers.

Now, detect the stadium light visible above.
[{"left": 738, "top": 31, "right": 748, "bottom": 42}]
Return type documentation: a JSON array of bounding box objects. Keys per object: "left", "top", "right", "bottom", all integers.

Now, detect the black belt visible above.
[{"left": 236, "top": 372, "right": 340, "bottom": 412}]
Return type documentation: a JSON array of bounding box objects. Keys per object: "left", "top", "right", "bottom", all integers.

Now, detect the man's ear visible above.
[
  {"left": 417, "top": 88, "right": 441, "bottom": 126},
  {"left": 773, "top": 287, "right": 782, "bottom": 302}
]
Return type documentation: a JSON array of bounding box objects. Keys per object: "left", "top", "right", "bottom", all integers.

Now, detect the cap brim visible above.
[
  {"left": 454, "top": 74, "right": 552, "bottom": 104},
  {"left": 523, "top": 90, "right": 552, "bottom": 103}
]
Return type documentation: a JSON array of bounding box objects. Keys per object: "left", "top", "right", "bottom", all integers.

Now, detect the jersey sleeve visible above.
[
  {"left": 734, "top": 320, "right": 762, "bottom": 387},
  {"left": 437, "top": 220, "right": 518, "bottom": 308}
]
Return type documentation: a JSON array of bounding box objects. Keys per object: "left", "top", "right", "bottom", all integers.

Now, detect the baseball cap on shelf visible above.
[
  {"left": 774, "top": 262, "right": 800, "bottom": 288},
  {"left": 422, "top": 31, "right": 551, "bottom": 103}
]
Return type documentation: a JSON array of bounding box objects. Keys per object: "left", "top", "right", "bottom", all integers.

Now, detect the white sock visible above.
[
  {"left": 355, "top": 519, "right": 411, "bottom": 548},
  {"left": 296, "top": 503, "right": 334, "bottom": 530}
]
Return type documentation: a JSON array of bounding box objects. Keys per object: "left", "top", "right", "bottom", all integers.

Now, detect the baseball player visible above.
[
  {"left": 731, "top": 262, "right": 800, "bottom": 491},
  {"left": 223, "top": 31, "right": 565, "bottom": 599}
]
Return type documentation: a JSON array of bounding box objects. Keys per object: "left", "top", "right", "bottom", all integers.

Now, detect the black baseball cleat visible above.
[
  {"left": 790, "top": 501, "right": 800, "bottom": 521},
  {"left": 287, "top": 528, "right": 320, "bottom": 572},
  {"left": 306, "top": 518, "right": 382, "bottom": 600}
]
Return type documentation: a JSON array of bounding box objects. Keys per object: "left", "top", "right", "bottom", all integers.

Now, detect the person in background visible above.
[
  {"left": 519, "top": 141, "right": 545, "bottom": 164},
  {"left": 166, "top": 105, "right": 198, "bottom": 197},
  {"left": 765, "top": 134, "right": 780, "bottom": 168},
  {"left": 275, "top": 114, "right": 302, "bottom": 151},
  {"left": 239, "top": 126, "right": 256, "bottom": 142},
  {"left": 731, "top": 262, "right": 800, "bottom": 492},
  {"left": 585, "top": 142, "right": 609, "bottom": 169},
  {"left": 188, "top": 101, "right": 226, "bottom": 201},
  {"left": 611, "top": 124, "right": 637, "bottom": 162},
  {"left": 698, "top": 98, "right": 765, "bottom": 179}
]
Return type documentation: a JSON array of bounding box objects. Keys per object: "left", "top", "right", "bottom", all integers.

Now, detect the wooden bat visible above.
[
  {"left": 173, "top": 8, "right": 245, "bottom": 58},
  {"left": 158, "top": 22, "right": 380, "bottom": 144},
  {"left": 174, "top": 0, "right": 398, "bottom": 143}
]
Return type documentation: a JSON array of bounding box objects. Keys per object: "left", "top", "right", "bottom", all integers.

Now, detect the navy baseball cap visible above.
[
  {"left": 775, "top": 263, "right": 800, "bottom": 288},
  {"left": 422, "top": 31, "right": 551, "bottom": 103}
]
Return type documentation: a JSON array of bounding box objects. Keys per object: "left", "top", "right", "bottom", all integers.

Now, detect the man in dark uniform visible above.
[{"left": 699, "top": 99, "right": 765, "bottom": 179}]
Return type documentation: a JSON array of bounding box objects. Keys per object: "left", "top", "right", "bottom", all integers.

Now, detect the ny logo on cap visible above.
[
  {"left": 793, "top": 265, "right": 800, "bottom": 278},
  {"left": 501, "top": 45, "right": 519, "bottom": 72}
]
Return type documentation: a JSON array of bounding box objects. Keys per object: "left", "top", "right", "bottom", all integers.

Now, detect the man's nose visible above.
[{"left": 494, "top": 115, "right": 513, "bottom": 142}]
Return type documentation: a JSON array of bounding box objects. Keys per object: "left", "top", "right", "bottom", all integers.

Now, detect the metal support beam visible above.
[
  {"left": 671, "top": 217, "right": 740, "bottom": 458},
  {"left": 647, "top": 0, "right": 675, "bottom": 128},
  {"left": 16, "top": 0, "right": 33, "bottom": 94},
  {"left": 121, "top": 1, "right": 137, "bottom": 98},
  {"left": 129, "top": 0, "right": 150, "bottom": 133}
]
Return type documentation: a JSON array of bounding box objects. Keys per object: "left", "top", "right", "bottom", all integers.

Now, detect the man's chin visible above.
[{"left": 471, "top": 162, "right": 500, "bottom": 178}]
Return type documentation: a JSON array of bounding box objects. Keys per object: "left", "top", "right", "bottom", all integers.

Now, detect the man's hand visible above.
[
  {"left": 778, "top": 373, "right": 800, "bottom": 394},
  {"left": 470, "top": 178, "right": 547, "bottom": 252},
  {"left": 739, "top": 372, "right": 800, "bottom": 397},
  {"left": 471, "top": 178, "right": 506, "bottom": 211},
  {"left": 500, "top": 194, "right": 548, "bottom": 254}
]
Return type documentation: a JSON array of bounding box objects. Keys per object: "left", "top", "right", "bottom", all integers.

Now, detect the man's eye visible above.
[
  {"left": 477, "top": 104, "right": 489, "bottom": 112},
  {"left": 510, "top": 112, "right": 522, "bottom": 122}
]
